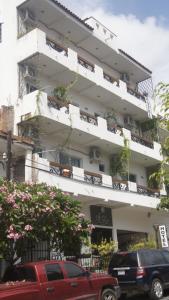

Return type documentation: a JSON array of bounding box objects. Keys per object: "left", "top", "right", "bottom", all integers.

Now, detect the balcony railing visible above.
[
  {"left": 84, "top": 171, "right": 102, "bottom": 185},
  {"left": 46, "top": 38, "right": 68, "bottom": 56},
  {"left": 80, "top": 110, "right": 98, "bottom": 126},
  {"left": 107, "top": 124, "right": 122, "bottom": 136},
  {"left": 50, "top": 162, "right": 72, "bottom": 178},
  {"left": 48, "top": 96, "right": 69, "bottom": 113},
  {"left": 103, "top": 72, "right": 119, "bottom": 87},
  {"left": 127, "top": 87, "right": 146, "bottom": 102},
  {"left": 112, "top": 179, "right": 128, "bottom": 191},
  {"left": 48, "top": 161, "right": 161, "bottom": 199},
  {"left": 131, "top": 133, "right": 153, "bottom": 149},
  {"left": 78, "top": 56, "right": 95, "bottom": 72},
  {"left": 137, "top": 185, "right": 160, "bottom": 198}
]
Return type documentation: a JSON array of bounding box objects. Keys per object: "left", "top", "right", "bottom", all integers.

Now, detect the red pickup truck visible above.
[{"left": 0, "top": 260, "right": 120, "bottom": 300}]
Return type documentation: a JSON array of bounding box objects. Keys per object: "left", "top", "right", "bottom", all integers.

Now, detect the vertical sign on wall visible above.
[{"left": 159, "top": 225, "right": 168, "bottom": 248}]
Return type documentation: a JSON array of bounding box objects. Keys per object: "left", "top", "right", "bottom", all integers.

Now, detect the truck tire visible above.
[
  {"left": 149, "top": 278, "right": 163, "bottom": 300},
  {"left": 101, "top": 288, "right": 117, "bottom": 300}
]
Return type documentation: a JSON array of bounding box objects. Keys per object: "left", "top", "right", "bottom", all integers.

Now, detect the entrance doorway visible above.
[{"left": 117, "top": 230, "right": 147, "bottom": 251}]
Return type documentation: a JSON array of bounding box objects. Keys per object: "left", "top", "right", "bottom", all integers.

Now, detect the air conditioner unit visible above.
[
  {"left": 23, "top": 65, "right": 36, "bottom": 81},
  {"left": 22, "top": 9, "right": 35, "bottom": 25},
  {"left": 89, "top": 146, "right": 101, "bottom": 162},
  {"left": 121, "top": 73, "right": 130, "bottom": 83}
]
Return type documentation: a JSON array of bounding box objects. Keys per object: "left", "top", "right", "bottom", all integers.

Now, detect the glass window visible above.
[
  {"left": 45, "top": 264, "right": 64, "bottom": 281},
  {"left": 64, "top": 262, "right": 84, "bottom": 278},
  {"left": 110, "top": 253, "right": 138, "bottom": 268},
  {"left": 59, "top": 152, "right": 81, "bottom": 168},
  {"left": 3, "top": 266, "right": 36, "bottom": 282},
  {"left": 140, "top": 250, "right": 166, "bottom": 266},
  {"left": 162, "top": 250, "right": 169, "bottom": 263}
]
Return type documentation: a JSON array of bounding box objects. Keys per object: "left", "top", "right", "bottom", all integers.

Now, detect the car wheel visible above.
[
  {"left": 149, "top": 278, "right": 163, "bottom": 300},
  {"left": 101, "top": 288, "right": 117, "bottom": 300}
]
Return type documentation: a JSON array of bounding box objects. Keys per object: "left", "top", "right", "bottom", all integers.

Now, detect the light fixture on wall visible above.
[{"left": 147, "top": 212, "right": 151, "bottom": 218}]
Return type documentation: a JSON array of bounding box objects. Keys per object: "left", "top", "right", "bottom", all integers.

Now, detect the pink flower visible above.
[
  {"left": 6, "top": 194, "right": 15, "bottom": 204},
  {"left": 49, "top": 191, "right": 56, "bottom": 199},
  {"left": 24, "top": 225, "right": 33, "bottom": 231},
  {"left": 0, "top": 206, "right": 3, "bottom": 213},
  {"left": 87, "top": 224, "right": 95, "bottom": 233},
  {"left": 78, "top": 213, "right": 85, "bottom": 218},
  {"left": 13, "top": 203, "right": 19, "bottom": 209},
  {"left": 77, "top": 224, "right": 82, "bottom": 231}
]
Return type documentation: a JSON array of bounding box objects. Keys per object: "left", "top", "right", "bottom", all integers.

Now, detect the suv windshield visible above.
[{"left": 110, "top": 252, "right": 138, "bottom": 267}]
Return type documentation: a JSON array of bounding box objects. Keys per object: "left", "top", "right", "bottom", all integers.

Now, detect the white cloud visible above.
[{"left": 61, "top": 0, "right": 169, "bottom": 85}]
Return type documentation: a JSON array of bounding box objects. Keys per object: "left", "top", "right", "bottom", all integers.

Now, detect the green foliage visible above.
[
  {"left": 91, "top": 239, "right": 117, "bottom": 256},
  {"left": 110, "top": 137, "right": 130, "bottom": 177},
  {"left": 128, "top": 237, "right": 156, "bottom": 251},
  {"left": 0, "top": 179, "right": 91, "bottom": 263},
  {"left": 152, "top": 83, "right": 169, "bottom": 209},
  {"left": 53, "top": 86, "right": 68, "bottom": 101}
]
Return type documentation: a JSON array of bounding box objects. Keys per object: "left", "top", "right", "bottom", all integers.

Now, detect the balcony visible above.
[
  {"left": 127, "top": 87, "right": 146, "bottom": 102},
  {"left": 17, "top": 28, "right": 148, "bottom": 118},
  {"left": 30, "top": 155, "right": 161, "bottom": 209},
  {"left": 16, "top": 91, "right": 162, "bottom": 165}
]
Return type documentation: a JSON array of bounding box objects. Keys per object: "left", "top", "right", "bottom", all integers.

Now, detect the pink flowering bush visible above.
[{"left": 0, "top": 179, "right": 91, "bottom": 263}]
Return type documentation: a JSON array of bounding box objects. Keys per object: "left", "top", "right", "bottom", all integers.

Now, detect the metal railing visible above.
[
  {"left": 50, "top": 162, "right": 72, "bottom": 178},
  {"left": 127, "top": 87, "right": 146, "bottom": 102},
  {"left": 103, "top": 72, "right": 119, "bottom": 86},
  {"left": 46, "top": 38, "right": 68, "bottom": 56},
  {"left": 131, "top": 133, "right": 154, "bottom": 149},
  {"left": 112, "top": 179, "right": 128, "bottom": 191},
  {"left": 137, "top": 185, "right": 160, "bottom": 198},
  {"left": 80, "top": 110, "right": 98, "bottom": 125},
  {"left": 84, "top": 171, "right": 102, "bottom": 185},
  {"left": 78, "top": 56, "right": 95, "bottom": 72},
  {"left": 48, "top": 96, "right": 69, "bottom": 113}
]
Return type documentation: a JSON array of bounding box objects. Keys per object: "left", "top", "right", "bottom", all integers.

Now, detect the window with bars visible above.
[{"left": 59, "top": 152, "right": 81, "bottom": 168}]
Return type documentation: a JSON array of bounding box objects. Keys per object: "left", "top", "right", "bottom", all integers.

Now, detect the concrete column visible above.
[{"left": 25, "top": 149, "right": 33, "bottom": 182}]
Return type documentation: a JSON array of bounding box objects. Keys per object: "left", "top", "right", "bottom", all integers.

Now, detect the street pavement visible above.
[{"left": 121, "top": 293, "right": 169, "bottom": 300}]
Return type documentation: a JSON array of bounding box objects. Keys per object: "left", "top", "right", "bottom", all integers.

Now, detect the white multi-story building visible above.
[{"left": 0, "top": 0, "right": 168, "bottom": 250}]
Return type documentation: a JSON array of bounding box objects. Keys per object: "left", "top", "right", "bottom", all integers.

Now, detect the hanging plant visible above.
[
  {"left": 110, "top": 138, "right": 130, "bottom": 178},
  {"left": 53, "top": 86, "right": 68, "bottom": 101}
]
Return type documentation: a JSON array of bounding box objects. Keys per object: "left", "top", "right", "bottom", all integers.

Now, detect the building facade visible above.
[{"left": 0, "top": 0, "right": 168, "bottom": 251}]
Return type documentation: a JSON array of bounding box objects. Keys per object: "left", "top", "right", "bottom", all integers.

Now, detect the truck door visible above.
[
  {"left": 42, "top": 263, "right": 67, "bottom": 300},
  {"left": 63, "top": 261, "right": 98, "bottom": 299}
]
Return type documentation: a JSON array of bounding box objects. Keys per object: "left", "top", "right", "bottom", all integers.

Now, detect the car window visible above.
[
  {"left": 110, "top": 252, "right": 138, "bottom": 267},
  {"left": 45, "top": 264, "right": 64, "bottom": 281},
  {"left": 140, "top": 250, "right": 166, "bottom": 266},
  {"left": 64, "top": 262, "right": 85, "bottom": 278},
  {"left": 162, "top": 250, "right": 169, "bottom": 263},
  {"left": 2, "top": 266, "right": 36, "bottom": 282}
]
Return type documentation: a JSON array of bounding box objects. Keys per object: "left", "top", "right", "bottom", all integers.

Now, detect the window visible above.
[
  {"left": 3, "top": 266, "right": 36, "bottom": 282},
  {"left": 45, "top": 264, "right": 64, "bottom": 281},
  {"left": 26, "top": 83, "right": 37, "bottom": 94},
  {"left": 109, "top": 253, "right": 138, "bottom": 268},
  {"left": 59, "top": 152, "right": 81, "bottom": 168},
  {"left": 140, "top": 250, "right": 166, "bottom": 266},
  {"left": 162, "top": 250, "right": 169, "bottom": 263},
  {"left": 99, "top": 164, "right": 105, "bottom": 172},
  {"left": 64, "top": 262, "right": 84, "bottom": 278},
  {"left": 122, "top": 173, "right": 137, "bottom": 183}
]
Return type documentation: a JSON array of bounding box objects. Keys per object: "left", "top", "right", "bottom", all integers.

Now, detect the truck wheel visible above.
[
  {"left": 101, "top": 288, "right": 117, "bottom": 300},
  {"left": 149, "top": 278, "right": 163, "bottom": 300}
]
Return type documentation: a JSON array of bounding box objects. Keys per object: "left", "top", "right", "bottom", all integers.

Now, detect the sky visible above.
[{"left": 60, "top": 0, "right": 169, "bottom": 86}]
